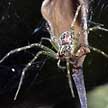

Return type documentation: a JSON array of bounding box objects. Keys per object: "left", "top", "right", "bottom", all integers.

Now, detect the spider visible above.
[{"left": 0, "top": 4, "right": 108, "bottom": 107}]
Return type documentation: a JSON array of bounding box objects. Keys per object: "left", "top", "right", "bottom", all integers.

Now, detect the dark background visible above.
[{"left": 0, "top": 0, "right": 108, "bottom": 108}]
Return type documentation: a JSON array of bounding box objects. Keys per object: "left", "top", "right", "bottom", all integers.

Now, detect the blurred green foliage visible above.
[{"left": 88, "top": 85, "right": 108, "bottom": 108}]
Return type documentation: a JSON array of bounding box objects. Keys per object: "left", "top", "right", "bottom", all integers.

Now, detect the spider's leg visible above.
[
  {"left": 88, "top": 20, "right": 104, "bottom": 27},
  {"left": 57, "top": 59, "right": 66, "bottom": 69},
  {"left": 14, "top": 50, "right": 56, "bottom": 100},
  {"left": 40, "top": 37, "right": 59, "bottom": 51},
  {"left": 66, "top": 59, "right": 75, "bottom": 97},
  {"left": 71, "top": 5, "right": 81, "bottom": 28},
  {"left": 72, "top": 67, "right": 87, "bottom": 108},
  {"left": 40, "top": 37, "right": 51, "bottom": 43},
  {"left": 89, "top": 25, "right": 108, "bottom": 32},
  {"left": 89, "top": 46, "right": 108, "bottom": 58},
  {"left": 0, "top": 43, "right": 56, "bottom": 63}
]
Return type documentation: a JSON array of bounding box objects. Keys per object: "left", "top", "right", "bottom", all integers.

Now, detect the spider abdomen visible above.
[{"left": 58, "top": 31, "right": 78, "bottom": 57}]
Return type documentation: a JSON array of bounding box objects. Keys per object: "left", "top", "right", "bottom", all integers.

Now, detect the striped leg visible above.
[{"left": 14, "top": 50, "right": 56, "bottom": 100}]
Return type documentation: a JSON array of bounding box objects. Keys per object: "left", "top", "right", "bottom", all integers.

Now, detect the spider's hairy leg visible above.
[
  {"left": 89, "top": 25, "right": 108, "bottom": 32},
  {"left": 70, "top": 5, "right": 81, "bottom": 28},
  {"left": 0, "top": 43, "right": 56, "bottom": 63},
  {"left": 57, "top": 59, "right": 66, "bottom": 69},
  {"left": 14, "top": 50, "right": 57, "bottom": 100},
  {"left": 40, "top": 37, "right": 59, "bottom": 51},
  {"left": 88, "top": 20, "right": 104, "bottom": 27},
  {"left": 66, "top": 59, "right": 75, "bottom": 98},
  {"left": 89, "top": 46, "right": 108, "bottom": 58},
  {"left": 40, "top": 37, "right": 51, "bottom": 44}
]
